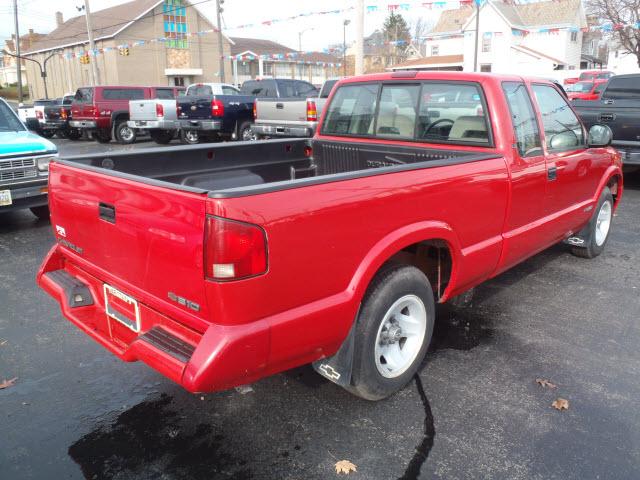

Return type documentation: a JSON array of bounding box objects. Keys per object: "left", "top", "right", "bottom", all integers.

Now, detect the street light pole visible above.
[
  {"left": 343, "top": 20, "right": 351, "bottom": 76},
  {"left": 12, "top": 0, "right": 23, "bottom": 102},
  {"left": 473, "top": 0, "right": 480, "bottom": 72},
  {"left": 355, "top": 0, "right": 364, "bottom": 75},
  {"left": 298, "top": 28, "right": 314, "bottom": 52},
  {"left": 216, "top": 0, "right": 225, "bottom": 82},
  {"left": 83, "top": 0, "right": 100, "bottom": 85}
]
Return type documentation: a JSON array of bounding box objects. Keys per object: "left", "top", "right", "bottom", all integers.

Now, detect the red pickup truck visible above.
[
  {"left": 38, "top": 72, "right": 623, "bottom": 400},
  {"left": 70, "top": 85, "right": 184, "bottom": 144}
]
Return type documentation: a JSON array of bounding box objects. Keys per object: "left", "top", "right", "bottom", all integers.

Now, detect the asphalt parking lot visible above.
[{"left": 1, "top": 139, "right": 639, "bottom": 479}]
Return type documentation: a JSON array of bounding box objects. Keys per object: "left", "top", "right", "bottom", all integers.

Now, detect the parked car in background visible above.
[
  {"left": 18, "top": 99, "right": 55, "bottom": 132},
  {"left": 70, "top": 86, "right": 183, "bottom": 144},
  {"left": 252, "top": 79, "right": 339, "bottom": 138},
  {"left": 564, "top": 70, "right": 614, "bottom": 86},
  {"left": 239, "top": 78, "right": 318, "bottom": 98},
  {"left": 0, "top": 97, "right": 57, "bottom": 219},
  {"left": 127, "top": 86, "right": 186, "bottom": 144},
  {"left": 567, "top": 79, "right": 608, "bottom": 101},
  {"left": 574, "top": 73, "right": 640, "bottom": 168},
  {"left": 176, "top": 83, "right": 253, "bottom": 143},
  {"left": 40, "top": 95, "right": 80, "bottom": 139},
  {"left": 38, "top": 72, "right": 622, "bottom": 401}
]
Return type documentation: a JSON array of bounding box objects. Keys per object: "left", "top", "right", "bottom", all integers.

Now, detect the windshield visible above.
[
  {"left": 567, "top": 82, "right": 593, "bottom": 93},
  {"left": 0, "top": 101, "right": 26, "bottom": 132}
]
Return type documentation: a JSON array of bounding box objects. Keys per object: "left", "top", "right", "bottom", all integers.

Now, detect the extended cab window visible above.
[
  {"left": 322, "top": 83, "right": 378, "bottom": 136},
  {"left": 602, "top": 77, "right": 640, "bottom": 100},
  {"left": 102, "top": 88, "right": 145, "bottom": 100},
  {"left": 156, "top": 89, "right": 175, "bottom": 100},
  {"left": 502, "top": 82, "right": 542, "bottom": 157},
  {"left": 296, "top": 81, "right": 318, "bottom": 97},
  {"left": 417, "top": 83, "right": 490, "bottom": 144},
  {"left": 532, "top": 84, "right": 584, "bottom": 151},
  {"left": 0, "top": 100, "right": 24, "bottom": 132},
  {"left": 74, "top": 88, "right": 93, "bottom": 104},
  {"left": 376, "top": 84, "right": 420, "bottom": 138}
]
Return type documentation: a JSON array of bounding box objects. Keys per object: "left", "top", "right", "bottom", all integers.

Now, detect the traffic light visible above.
[
  {"left": 119, "top": 47, "right": 130, "bottom": 56},
  {"left": 79, "top": 53, "right": 90, "bottom": 65}
]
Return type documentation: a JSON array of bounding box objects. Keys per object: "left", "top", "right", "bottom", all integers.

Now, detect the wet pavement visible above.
[{"left": 1, "top": 149, "right": 639, "bottom": 478}]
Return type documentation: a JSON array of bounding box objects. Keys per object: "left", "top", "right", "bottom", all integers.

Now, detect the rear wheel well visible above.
[
  {"left": 607, "top": 175, "right": 621, "bottom": 206},
  {"left": 386, "top": 239, "right": 453, "bottom": 302}
]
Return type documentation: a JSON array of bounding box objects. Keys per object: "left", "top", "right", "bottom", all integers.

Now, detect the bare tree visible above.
[{"left": 587, "top": 0, "right": 640, "bottom": 67}]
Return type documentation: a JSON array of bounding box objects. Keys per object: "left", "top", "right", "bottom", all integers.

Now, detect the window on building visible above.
[
  {"left": 570, "top": 31, "right": 578, "bottom": 42},
  {"left": 431, "top": 45, "right": 439, "bottom": 56},
  {"left": 173, "top": 76, "right": 185, "bottom": 87},
  {"left": 262, "top": 62, "right": 273, "bottom": 76},
  {"left": 532, "top": 84, "right": 584, "bottom": 151},
  {"left": 481, "top": 35, "right": 491, "bottom": 53},
  {"left": 502, "top": 82, "right": 542, "bottom": 157},
  {"left": 480, "top": 64, "right": 492, "bottom": 72},
  {"left": 237, "top": 62, "right": 251, "bottom": 76},
  {"left": 163, "top": 0, "right": 188, "bottom": 49}
]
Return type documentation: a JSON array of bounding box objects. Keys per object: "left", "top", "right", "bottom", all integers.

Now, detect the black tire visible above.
[
  {"left": 94, "top": 129, "right": 111, "bottom": 143},
  {"left": 237, "top": 121, "right": 257, "bottom": 141},
  {"left": 67, "top": 128, "right": 82, "bottom": 141},
  {"left": 150, "top": 129, "right": 174, "bottom": 145},
  {"left": 30, "top": 205, "right": 50, "bottom": 220},
  {"left": 571, "top": 186, "right": 614, "bottom": 259},
  {"left": 347, "top": 264, "right": 435, "bottom": 401},
  {"left": 39, "top": 130, "right": 55, "bottom": 139},
  {"left": 180, "top": 130, "right": 200, "bottom": 144},
  {"left": 114, "top": 120, "right": 136, "bottom": 145}
]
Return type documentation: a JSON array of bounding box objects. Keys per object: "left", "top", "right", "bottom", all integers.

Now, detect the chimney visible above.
[{"left": 56, "top": 11, "right": 63, "bottom": 27}]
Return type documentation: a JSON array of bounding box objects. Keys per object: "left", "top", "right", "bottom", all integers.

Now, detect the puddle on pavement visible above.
[
  {"left": 430, "top": 302, "right": 494, "bottom": 352},
  {"left": 68, "top": 394, "right": 251, "bottom": 480}
]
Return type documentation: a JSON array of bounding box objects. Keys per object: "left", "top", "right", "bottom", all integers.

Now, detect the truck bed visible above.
[{"left": 59, "top": 138, "right": 499, "bottom": 198}]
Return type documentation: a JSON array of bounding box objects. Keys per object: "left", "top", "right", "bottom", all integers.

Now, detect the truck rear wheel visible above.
[
  {"left": 347, "top": 264, "right": 435, "bottom": 401},
  {"left": 67, "top": 128, "right": 82, "bottom": 141},
  {"left": 39, "top": 130, "right": 55, "bottom": 139},
  {"left": 150, "top": 130, "right": 174, "bottom": 145},
  {"left": 180, "top": 130, "right": 200, "bottom": 144},
  {"left": 94, "top": 130, "right": 111, "bottom": 143},
  {"left": 238, "top": 121, "right": 257, "bottom": 141},
  {"left": 115, "top": 120, "right": 137, "bottom": 145},
  {"left": 571, "top": 187, "right": 614, "bottom": 259}
]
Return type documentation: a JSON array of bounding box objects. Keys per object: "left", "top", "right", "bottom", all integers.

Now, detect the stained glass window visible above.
[{"left": 163, "top": 0, "right": 188, "bottom": 49}]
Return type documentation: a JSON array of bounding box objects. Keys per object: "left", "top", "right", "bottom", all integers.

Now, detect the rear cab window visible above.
[
  {"left": 74, "top": 88, "right": 94, "bottom": 104},
  {"left": 241, "top": 81, "right": 275, "bottom": 97},
  {"left": 155, "top": 88, "right": 175, "bottom": 100},
  {"left": 321, "top": 81, "right": 492, "bottom": 146},
  {"left": 187, "top": 85, "right": 213, "bottom": 96},
  {"left": 101, "top": 88, "right": 145, "bottom": 100},
  {"left": 602, "top": 77, "right": 640, "bottom": 100}
]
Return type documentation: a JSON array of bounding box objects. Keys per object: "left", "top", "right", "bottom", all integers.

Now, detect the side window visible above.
[
  {"left": 277, "top": 80, "right": 297, "bottom": 98},
  {"left": 375, "top": 84, "right": 420, "bottom": 138},
  {"left": 502, "top": 82, "right": 542, "bottom": 157},
  {"left": 156, "top": 89, "right": 174, "bottom": 100},
  {"left": 594, "top": 83, "right": 606, "bottom": 95},
  {"left": 322, "top": 83, "right": 378, "bottom": 136},
  {"left": 602, "top": 77, "right": 640, "bottom": 99},
  {"left": 222, "top": 86, "right": 239, "bottom": 95},
  {"left": 102, "top": 89, "right": 145, "bottom": 100},
  {"left": 532, "top": 84, "right": 584, "bottom": 151},
  {"left": 296, "top": 81, "right": 318, "bottom": 97}
]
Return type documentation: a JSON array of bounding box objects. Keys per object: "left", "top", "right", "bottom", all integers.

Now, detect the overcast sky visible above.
[{"left": 0, "top": 0, "right": 439, "bottom": 51}]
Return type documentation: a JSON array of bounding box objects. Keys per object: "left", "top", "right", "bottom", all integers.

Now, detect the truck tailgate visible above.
[
  {"left": 129, "top": 100, "right": 159, "bottom": 121},
  {"left": 256, "top": 98, "right": 308, "bottom": 124},
  {"left": 46, "top": 160, "right": 210, "bottom": 331}
]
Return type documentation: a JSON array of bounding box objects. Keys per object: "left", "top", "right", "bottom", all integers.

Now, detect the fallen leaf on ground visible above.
[
  {"left": 536, "top": 378, "right": 557, "bottom": 389},
  {"left": 0, "top": 377, "right": 17, "bottom": 389},
  {"left": 552, "top": 398, "right": 569, "bottom": 411},
  {"left": 335, "top": 460, "right": 357, "bottom": 475},
  {"left": 0, "top": 339, "right": 7, "bottom": 347}
]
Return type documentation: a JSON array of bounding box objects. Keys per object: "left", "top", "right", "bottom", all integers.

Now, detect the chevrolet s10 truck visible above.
[
  {"left": 37, "top": 72, "right": 622, "bottom": 400},
  {"left": 0, "top": 97, "right": 57, "bottom": 219}
]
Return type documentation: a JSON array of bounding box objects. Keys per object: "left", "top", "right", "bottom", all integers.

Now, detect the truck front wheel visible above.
[
  {"left": 571, "top": 187, "right": 614, "bottom": 259},
  {"left": 347, "top": 264, "right": 435, "bottom": 401},
  {"left": 180, "top": 130, "right": 200, "bottom": 144},
  {"left": 115, "top": 121, "right": 137, "bottom": 145}
]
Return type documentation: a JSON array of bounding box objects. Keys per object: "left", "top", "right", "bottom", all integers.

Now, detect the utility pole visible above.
[
  {"left": 343, "top": 20, "right": 351, "bottom": 77},
  {"left": 216, "top": 0, "right": 225, "bottom": 82},
  {"left": 12, "top": 0, "right": 23, "bottom": 102},
  {"left": 355, "top": 0, "right": 364, "bottom": 75},
  {"left": 83, "top": 0, "right": 100, "bottom": 85},
  {"left": 473, "top": 0, "right": 480, "bottom": 72}
]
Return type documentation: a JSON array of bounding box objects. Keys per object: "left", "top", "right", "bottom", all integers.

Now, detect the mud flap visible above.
[
  {"left": 564, "top": 209, "right": 595, "bottom": 247},
  {"left": 312, "top": 322, "right": 356, "bottom": 387}
]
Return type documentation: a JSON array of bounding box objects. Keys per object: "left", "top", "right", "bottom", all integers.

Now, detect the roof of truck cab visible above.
[{"left": 339, "top": 71, "right": 541, "bottom": 84}]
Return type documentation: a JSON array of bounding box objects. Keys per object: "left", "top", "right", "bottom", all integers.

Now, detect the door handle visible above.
[
  {"left": 276, "top": 103, "right": 284, "bottom": 109},
  {"left": 599, "top": 113, "right": 615, "bottom": 122},
  {"left": 547, "top": 165, "right": 557, "bottom": 181},
  {"left": 99, "top": 202, "right": 116, "bottom": 223}
]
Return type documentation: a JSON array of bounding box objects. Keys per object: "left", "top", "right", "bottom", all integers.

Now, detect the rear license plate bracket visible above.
[{"left": 104, "top": 284, "right": 141, "bottom": 332}]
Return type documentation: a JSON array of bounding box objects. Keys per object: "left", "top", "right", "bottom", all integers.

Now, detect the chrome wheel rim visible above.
[
  {"left": 595, "top": 200, "right": 612, "bottom": 246},
  {"left": 185, "top": 131, "right": 199, "bottom": 143},
  {"left": 242, "top": 127, "right": 256, "bottom": 141},
  {"left": 374, "top": 295, "right": 427, "bottom": 379},
  {"left": 119, "top": 125, "right": 134, "bottom": 142}
]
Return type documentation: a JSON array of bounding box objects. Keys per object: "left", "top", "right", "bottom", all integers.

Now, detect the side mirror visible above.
[
  {"left": 588, "top": 124, "right": 613, "bottom": 148},
  {"left": 549, "top": 130, "right": 579, "bottom": 150}
]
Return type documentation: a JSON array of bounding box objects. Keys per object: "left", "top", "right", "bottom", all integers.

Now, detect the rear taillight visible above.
[
  {"left": 60, "top": 108, "right": 67, "bottom": 120},
  {"left": 253, "top": 101, "right": 257, "bottom": 120},
  {"left": 211, "top": 99, "right": 225, "bottom": 117},
  {"left": 156, "top": 103, "right": 164, "bottom": 118},
  {"left": 205, "top": 216, "right": 267, "bottom": 281},
  {"left": 306, "top": 100, "right": 317, "bottom": 122},
  {"left": 36, "top": 110, "right": 43, "bottom": 119}
]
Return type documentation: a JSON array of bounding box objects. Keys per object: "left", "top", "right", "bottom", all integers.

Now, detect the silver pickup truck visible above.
[
  {"left": 252, "top": 79, "right": 337, "bottom": 138},
  {"left": 126, "top": 86, "right": 186, "bottom": 144}
]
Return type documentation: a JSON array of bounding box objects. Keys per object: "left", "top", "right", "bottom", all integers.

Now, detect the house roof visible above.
[
  {"left": 25, "top": 0, "right": 162, "bottom": 54},
  {"left": 229, "top": 37, "right": 295, "bottom": 56},
  {"left": 431, "top": 8, "right": 473, "bottom": 34},
  {"left": 391, "top": 54, "right": 464, "bottom": 69},
  {"left": 511, "top": 45, "right": 565, "bottom": 65},
  {"left": 5, "top": 32, "right": 47, "bottom": 53}
]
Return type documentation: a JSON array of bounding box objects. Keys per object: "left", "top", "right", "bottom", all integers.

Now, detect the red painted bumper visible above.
[{"left": 36, "top": 245, "right": 270, "bottom": 393}]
